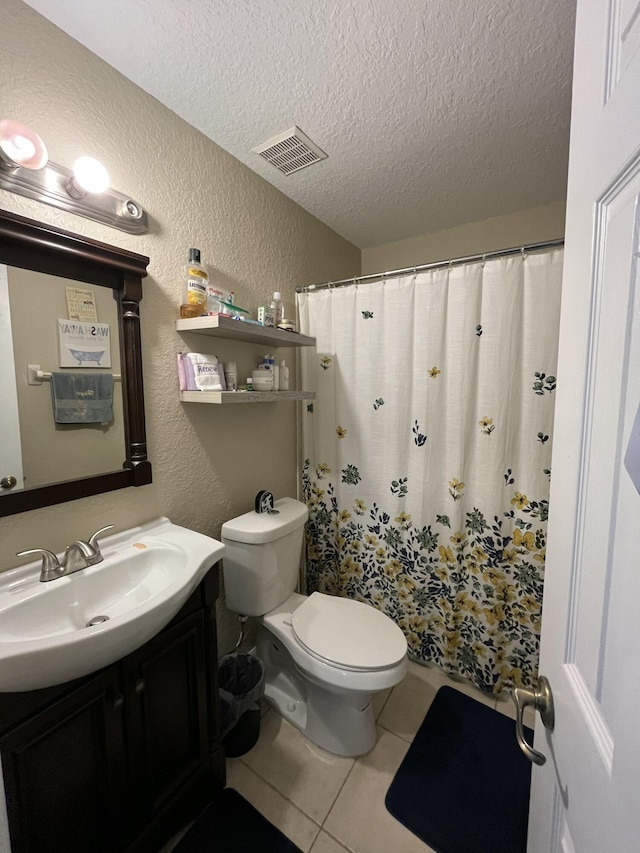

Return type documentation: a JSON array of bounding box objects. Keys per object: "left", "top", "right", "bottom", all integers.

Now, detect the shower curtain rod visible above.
[{"left": 296, "top": 237, "right": 565, "bottom": 293}]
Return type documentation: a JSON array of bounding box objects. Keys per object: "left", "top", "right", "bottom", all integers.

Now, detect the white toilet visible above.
[{"left": 221, "top": 497, "right": 408, "bottom": 756}]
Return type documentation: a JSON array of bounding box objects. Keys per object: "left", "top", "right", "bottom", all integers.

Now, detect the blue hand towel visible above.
[{"left": 50, "top": 373, "right": 114, "bottom": 424}]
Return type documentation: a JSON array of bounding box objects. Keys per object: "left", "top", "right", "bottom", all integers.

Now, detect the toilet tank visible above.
[{"left": 221, "top": 497, "right": 309, "bottom": 616}]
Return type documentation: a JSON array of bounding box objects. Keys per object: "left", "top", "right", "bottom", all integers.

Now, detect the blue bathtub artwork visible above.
[{"left": 69, "top": 348, "right": 106, "bottom": 366}]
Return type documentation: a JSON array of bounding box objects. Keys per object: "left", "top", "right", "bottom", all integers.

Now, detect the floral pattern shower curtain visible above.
[{"left": 297, "top": 249, "right": 563, "bottom": 694}]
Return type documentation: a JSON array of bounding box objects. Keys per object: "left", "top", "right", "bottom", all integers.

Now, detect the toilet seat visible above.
[
  {"left": 261, "top": 593, "right": 408, "bottom": 693},
  {"left": 290, "top": 592, "right": 407, "bottom": 672}
]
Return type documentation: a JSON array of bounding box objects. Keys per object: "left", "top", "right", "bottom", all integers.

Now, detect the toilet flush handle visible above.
[{"left": 255, "top": 490, "right": 279, "bottom": 514}]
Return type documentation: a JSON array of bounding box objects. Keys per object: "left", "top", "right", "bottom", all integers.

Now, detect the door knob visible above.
[
  {"left": 0, "top": 476, "right": 17, "bottom": 489},
  {"left": 511, "top": 675, "right": 555, "bottom": 765}
]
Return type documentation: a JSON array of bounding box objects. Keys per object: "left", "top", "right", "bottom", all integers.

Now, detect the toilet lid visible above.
[{"left": 291, "top": 592, "right": 407, "bottom": 670}]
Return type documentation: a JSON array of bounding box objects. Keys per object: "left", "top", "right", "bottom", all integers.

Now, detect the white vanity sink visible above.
[{"left": 0, "top": 518, "right": 225, "bottom": 691}]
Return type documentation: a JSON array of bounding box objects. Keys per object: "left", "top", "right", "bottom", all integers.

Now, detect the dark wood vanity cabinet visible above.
[
  {"left": 0, "top": 667, "right": 127, "bottom": 853},
  {"left": 0, "top": 567, "right": 225, "bottom": 853},
  {"left": 123, "top": 610, "right": 209, "bottom": 839}
]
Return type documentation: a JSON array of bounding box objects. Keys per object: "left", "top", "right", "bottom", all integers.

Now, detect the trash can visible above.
[{"left": 218, "top": 653, "right": 266, "bottom": 757}]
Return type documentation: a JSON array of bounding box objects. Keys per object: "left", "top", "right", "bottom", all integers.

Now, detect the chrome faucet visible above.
[
  {"left": 15, "top": 547, "right": 64, "bottom": 582},
  {"left": 17, "top": 525, "right": 114, "bottom": 582},
  {"left": 63, "top": 536, "right": 105, "bottom": 574}
]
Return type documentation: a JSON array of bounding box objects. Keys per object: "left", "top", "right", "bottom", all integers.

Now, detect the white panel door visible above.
[
  {"left": 0, "top": 265, "right": 24, "bottom": 494},
  {"left": 527, "top": 1, "right": 640, "bottom": 851}
]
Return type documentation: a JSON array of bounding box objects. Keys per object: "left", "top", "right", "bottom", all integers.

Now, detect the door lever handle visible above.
[{"left": 511, "top": 675, "right": 555, "bottom": 766}]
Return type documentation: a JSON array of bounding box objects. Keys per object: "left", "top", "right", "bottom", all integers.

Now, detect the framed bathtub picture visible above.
[{"left": 57, "top": 319, "right": 111, "bottom": 368}]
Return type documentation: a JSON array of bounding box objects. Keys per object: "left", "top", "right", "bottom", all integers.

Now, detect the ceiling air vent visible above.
[{"left": 253, "top": 126, "right": 327, "bottom": 176}]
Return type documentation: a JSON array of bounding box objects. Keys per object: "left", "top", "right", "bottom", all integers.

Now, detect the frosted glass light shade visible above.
[
  {"left": 0, "top": 119, "right": 48, "bottom": 170},
  {"left": 72, "top": 156, "right": 110, "bottom": 194}
]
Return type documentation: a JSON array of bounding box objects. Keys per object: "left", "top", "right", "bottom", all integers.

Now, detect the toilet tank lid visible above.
[{"left": 221, "top": 497, "right": 309, "bottom": 544}]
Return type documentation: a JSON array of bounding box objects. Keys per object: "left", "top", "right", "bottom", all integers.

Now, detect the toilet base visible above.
[{"left": 256, "top": 625, "right": 377, "bottom": 757}]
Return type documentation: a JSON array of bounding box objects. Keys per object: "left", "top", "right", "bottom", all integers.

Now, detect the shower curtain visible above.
[{"left": 297, "top": 249, "right": 563, "bottom": 694}]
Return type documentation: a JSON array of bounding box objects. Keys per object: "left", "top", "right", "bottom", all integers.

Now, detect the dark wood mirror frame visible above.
[{"left": 0, "top": 208, "right": 152, "bottom": 517}]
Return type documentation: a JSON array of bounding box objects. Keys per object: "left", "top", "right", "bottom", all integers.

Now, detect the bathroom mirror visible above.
[{"left": 0, "top": 208, "right": 151, "bottom": 516}]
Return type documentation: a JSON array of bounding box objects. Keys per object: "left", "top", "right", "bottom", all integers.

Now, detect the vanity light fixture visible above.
[
  {"left": 0, "top": 119, "right": 148, "bottom": 234},
  {"left": 0, "top": 119, "right": 48, "bottom": 170}
]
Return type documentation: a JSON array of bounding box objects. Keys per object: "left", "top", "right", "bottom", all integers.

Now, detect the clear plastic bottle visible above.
[
  {"left": 180, "top": 248, "right": 208, "bottom": 318},
  {"left": 224, "top": 360, "right": 237, "bottom": 391},
  {"left": 279, "top": 359, "right": 289, "bottom": 391},
  {"left": 270, "top": 291, "right": 283, "bottom": 328}
]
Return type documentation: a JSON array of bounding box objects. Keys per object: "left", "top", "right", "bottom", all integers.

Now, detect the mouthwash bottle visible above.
[{"left": 180, "top": 248, "right": 208, "bottom": 318}]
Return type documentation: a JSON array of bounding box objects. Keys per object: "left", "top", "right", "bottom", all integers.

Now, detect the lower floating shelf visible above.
[{"left": 179, "top": 390, "right": 316, "bottom": 405}]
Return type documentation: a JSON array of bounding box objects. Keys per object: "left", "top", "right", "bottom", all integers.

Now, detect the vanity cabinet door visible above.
[
  {"left": 0, "top": 668, "right": 127, "bottom": 853},
  {"left": 122, "top": 610, "right": 210, "bottom": 847}
]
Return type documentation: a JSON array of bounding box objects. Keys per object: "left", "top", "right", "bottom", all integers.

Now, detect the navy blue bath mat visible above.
[
  {"left": 172, "top": 787, "right": 302, "bottom": 853},
  {"left": 385, "top": 686, "right": 533, "bottom": 853}
]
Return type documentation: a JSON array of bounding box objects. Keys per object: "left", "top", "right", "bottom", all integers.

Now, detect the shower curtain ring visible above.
[{"left": 521, "top": 247, "right": 527, "bottom": 261}]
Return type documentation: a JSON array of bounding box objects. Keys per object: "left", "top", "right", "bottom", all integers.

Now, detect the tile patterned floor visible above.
[{"left": 167, "top": 661, "right": 534, "bottom": 853}]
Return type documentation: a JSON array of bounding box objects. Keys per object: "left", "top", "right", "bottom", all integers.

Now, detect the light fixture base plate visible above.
[{"left": 0, "top": 160, "right": 148, "bottom": 234}]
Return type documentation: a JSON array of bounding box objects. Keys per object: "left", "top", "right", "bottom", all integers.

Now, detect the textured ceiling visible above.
[{"left": 23, "top": 0, "right": 576, "bottom": 249}]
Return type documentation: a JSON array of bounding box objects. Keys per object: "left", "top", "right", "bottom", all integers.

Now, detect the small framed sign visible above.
[
  {"left": 65, "top": 286, "right": 98, "bottom": 322},
  {"left": 58, "top": 319, "right": 111, "bottom": 368}
]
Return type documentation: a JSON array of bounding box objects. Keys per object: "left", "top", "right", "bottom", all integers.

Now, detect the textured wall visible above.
[
  {"left": 361, "top": 201, "right": 566, "bottom": 274},
  {"left": 0, "top": 0, "right": 359, "bottom": 653}
]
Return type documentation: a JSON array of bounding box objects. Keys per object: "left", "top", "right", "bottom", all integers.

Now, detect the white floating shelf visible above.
[
  {"left": 179, "top": 390, "right": 316, "bottom": 405},
  {"left": 176, "top": 315, "right": 316, "bottom": 347}
]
